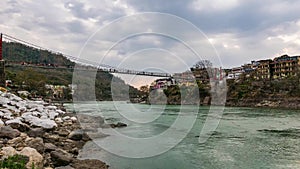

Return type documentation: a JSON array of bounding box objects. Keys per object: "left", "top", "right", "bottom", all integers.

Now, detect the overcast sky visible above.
[{"left": 1, "top": 0, "right": 300, "bottom": 87}]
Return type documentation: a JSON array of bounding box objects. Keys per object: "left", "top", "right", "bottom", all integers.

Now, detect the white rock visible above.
[
  {"left": 48, "top": 111, "right": 59, "bottom": 120},
  {"left": 46, "top": 105, "right": 57, "bottom": 110},
  {"left": 19, "top": 147, "right": 43, "bottom": 169},
  {"left": 40, "top": 115, "right": 49, "bottom": 119},
  {"left": 36, "top": 106, "right": 44, "bottom": 113},
  {"left": 1, "top": 109, "right": 13, "bottom": 120},
  {"left": 0, "top": 108, "right": 12, "bottom": 114},
  {"left": 26, "top": 101, "right": 40, "bottom": 109},
  {"left": 21, "top": 112, "right": 57, "bottom": 129},
  {"left": 0, "top": 97, "right": 9, "bottom": 105},
  {"left": 11, "top": 95, "right": 23, "bottom": 102},
  {"left": 9, "top": 101, "right": 18, "bottom": 106},
  {"left": 70, "top": 117, "right": 77, "bottom": 122},
  {"left": 1, "top": 147, "right": 17, "bottom": 159},
  {"left": 63, "top": 116, "right": 70, "bottom": 121},
  {"left": 31, "top": 111, "right": 41, "bottom": 117},
  {"left": 4, "top": 105, "right": 19, "bottom": 113},
  {"left": 21, "top": 112, "right": 33, "bottom": 118},
  {"left": 0, "top": 98, "right": 5, "bottom": 103},
  {"left": 55, "top": 118, "right": 63, "bottom": 123},
  {"left": 5, "top": 117, "right": 23, "bottom": 125},
  {"left": 16, "top": 101, "right": 26, "bottom": 108},
  {"left": 56, "top": 109, "right": 66, "bottom": 114},
  {"left": 17, "top": 91, "right": 30, "bottom": 97},
  {"left": 30, "top": 118, "right": 57, "bottom": 129},
  {"left": 33, "top": 100, "right": 45, "bottom": 105},
  {"left": 19, "top": 107, "right": 27, "bottom": 112},
  {"left": 22, "top": 112, "right": 38, "bottom": 123}
]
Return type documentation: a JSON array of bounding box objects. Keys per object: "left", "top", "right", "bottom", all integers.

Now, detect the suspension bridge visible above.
[{"left": 0, "top": 33, "right": 172, "bottom": 78}]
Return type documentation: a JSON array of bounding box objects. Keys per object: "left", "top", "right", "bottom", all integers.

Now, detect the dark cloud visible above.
[
  {"left": 66, "top": 20, "right": 86, "bottom": 34},
  {"left": 1, "top": 0, "right": 300, "bottom": 72}
]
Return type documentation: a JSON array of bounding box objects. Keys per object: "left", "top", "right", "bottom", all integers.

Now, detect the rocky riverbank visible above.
[{"left": 0, "top": 91, "right": 109, "bottom": 169}]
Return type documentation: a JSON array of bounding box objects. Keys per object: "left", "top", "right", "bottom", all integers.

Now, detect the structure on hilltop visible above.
[{"left": 227, "top": 54, "right": 300, "bottom": 80}]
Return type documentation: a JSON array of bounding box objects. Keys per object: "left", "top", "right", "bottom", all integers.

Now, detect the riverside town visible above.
[{"left": 1, "top": 1, "right": 300, "bottom": 168}]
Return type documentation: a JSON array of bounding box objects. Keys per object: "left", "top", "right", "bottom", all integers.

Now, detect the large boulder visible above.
[
  {"left": 44, "top": 143, "right": 57, "bottom": 152},
  {"left": 0, "top": 126, "right": 21, "bottom": 139},
  {"left": 51, "top": 149, "right": 73, "bottom": 167},
  {"left": 27, "top": 127, "right": 45, "bottom": 138},
  {"left": 6, "top": 117, "right": 30, "bottom": 132},
  {"left": 19, "top": 147, "right": 43, "bottom": 169},
  {"left": 22, "top": 113, "right": 57, "bottom": 129},
  {"left": 0, "top": 147, "right": 17, "bottom": 159},
  {"left": 31, "top": 118, "right": 57, "bottom": 129},
  {"left": 7, "top": 137, "right": 25, "bottom": 149},
  {"left": 25, "top": 137, "right": 45, "bottom": 154},
  {"left": 68, "top": 130, "right": 89, "bottom": 141}
]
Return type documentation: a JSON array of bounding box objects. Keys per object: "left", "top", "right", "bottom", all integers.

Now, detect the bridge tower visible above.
[{"left": 0, "top": 33, "right": 5, "bottom": 87}]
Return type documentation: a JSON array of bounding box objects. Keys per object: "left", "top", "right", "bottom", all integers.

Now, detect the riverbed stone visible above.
[
  {"left": 68, "top": 130, "right": 85, "bottom": 141},
  {"left": 0, "top": 126, "right": 21, "bottom": 139},
  {"left": 25, "top": 137, "right": 45, "bottom": 154},
  {"left": 19, "top": 147, "right": 44, "bottom": 169},
  {"left": 7, "top": 137, "right": 25, "bottom": 148},
  {"left": 0, "top": 146, "right": 17, "bottom": 159},
  {"left": 49, "top": 111, "right": 59, "bottom": 120},
  {"left": 23, "top": 114, "right": 57, "bottom": 129},
  {"left": 55, "top": 117, "right": 63, "bottom": 123},
  {"left": 47, "top": 105, "right": 57, "bottom": 110},
  {"left": 27, "top": 127, "right": 45, "bottom": 137},
  {"left": 45, "top": 143, "right": 57, "bottom": 152},
  {"left": 6, "top": 117, "right": 30, "bottom": 132},
  {"left": 63, "top": 116, "right": 71, "bottom": 121},
  {"left": 70, "top": 117, "right": 77, "bottom": 122},
  {"left": 51, "top": 149, "right": 73, "bottom": 167}
]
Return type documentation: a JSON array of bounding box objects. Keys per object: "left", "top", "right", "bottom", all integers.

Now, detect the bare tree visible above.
[{"left": 193, "top": 60, "right": 213, "bottom": 69}]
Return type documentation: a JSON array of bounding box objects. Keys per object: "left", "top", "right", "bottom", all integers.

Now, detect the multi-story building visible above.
[
  {"left": 272, "top": 55, "right": 299, "bottom": 78},
  {"left": 150, "top": 78, "right": 176, "bottom": 90},
  {"left": 227, "top": 67, "right": 244, "bottom": 79},
  {"left": 256, "top": 59, "right": 273, "bottom": 79},
  {"left": 190, "top": 68, "right": 209, "bottom": 83},
  {"left": 173, "top": 71, "right": 196, "bottom": 86}
]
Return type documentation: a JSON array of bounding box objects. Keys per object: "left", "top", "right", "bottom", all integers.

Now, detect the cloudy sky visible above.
[{"left": 1, "top": 0, "right": 300, "bottom": 87}]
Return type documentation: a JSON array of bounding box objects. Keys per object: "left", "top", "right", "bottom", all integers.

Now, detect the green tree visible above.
[{"left": 15, "top": 68, "right": 47, "bottom": 96}]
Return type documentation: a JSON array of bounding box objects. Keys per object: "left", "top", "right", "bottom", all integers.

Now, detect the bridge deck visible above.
[{"left": 5, "top": 63, "right": 172, "bottom": 77}]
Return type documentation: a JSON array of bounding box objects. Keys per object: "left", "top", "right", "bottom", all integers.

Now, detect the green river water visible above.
[{"left": 65, "top": 102, "right": 300, "bottom": 169}]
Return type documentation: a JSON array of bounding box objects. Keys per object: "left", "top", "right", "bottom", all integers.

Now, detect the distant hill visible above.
[
  {"left": 2, "top": 41, "right": 143, "bottom": 101},
  {"left": 3, "top": 42, "right": 75, "bottom": 67}
]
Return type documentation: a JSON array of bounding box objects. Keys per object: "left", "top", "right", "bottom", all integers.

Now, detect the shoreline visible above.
[{"left": 0, "top": 91, "right": 109, "bottom": 169}]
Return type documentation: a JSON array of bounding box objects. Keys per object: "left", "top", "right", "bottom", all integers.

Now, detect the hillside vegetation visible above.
[{"left": 3, "top": 42, "right": 143, "bottom": 101}]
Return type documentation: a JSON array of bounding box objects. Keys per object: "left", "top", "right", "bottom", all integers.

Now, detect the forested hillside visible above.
[
  {"left": 3, "top": 42, "right": 74, "bottom": 67},
  {"left": 3, "top": 42, "right": 143, "bottom": 101}
]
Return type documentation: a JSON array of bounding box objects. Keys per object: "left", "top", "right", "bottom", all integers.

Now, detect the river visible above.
[{"left": 65, "top": 102, "right": 300, "bottom": 169}]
